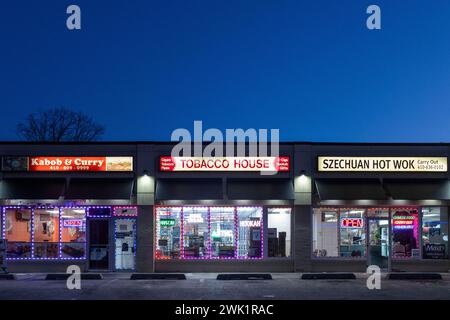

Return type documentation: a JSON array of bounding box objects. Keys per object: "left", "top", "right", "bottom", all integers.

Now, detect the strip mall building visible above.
[{"left": 0, "top": 142, "right": 449, "bottom": 273}]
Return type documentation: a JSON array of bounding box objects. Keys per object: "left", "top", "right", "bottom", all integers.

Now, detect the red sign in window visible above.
[{"left": 340, "top": 218, "right": 364, "bottom": 228}]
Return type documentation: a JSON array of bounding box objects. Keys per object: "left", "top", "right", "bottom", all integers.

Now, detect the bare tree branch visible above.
[{"left": 16, "top": 107, "right": 105, "bottom": 142}]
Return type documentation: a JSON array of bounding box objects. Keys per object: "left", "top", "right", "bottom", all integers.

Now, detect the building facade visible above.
[{"left": 1, "top": 142, "right": 449, "bottom": 273}]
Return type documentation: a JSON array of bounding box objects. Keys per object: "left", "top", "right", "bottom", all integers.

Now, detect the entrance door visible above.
[
  {"left": 368, "top": 219, "right": 389, "bottom": 269},
  {"left": 88, "top": 219, "right": 110, "bottom": 270},
  {"left": 114, "top": 219, "right": 136, "bottom": 270}
]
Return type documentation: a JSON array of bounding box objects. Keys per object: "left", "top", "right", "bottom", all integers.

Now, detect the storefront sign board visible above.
[
  {"left": 318, "top": 156, "right": 447, "bottom": 172},
  {"left": 2, "top": 156, "right": 133, "bottom": 172},
  {"left": 160, "top": 156, "right": 290, "bottom": 172}
]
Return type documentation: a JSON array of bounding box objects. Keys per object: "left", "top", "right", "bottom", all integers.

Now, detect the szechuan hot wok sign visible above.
[
  {"left": 160, "top": 156, "right": 290, "bottom": 172},
  {"left": 318, "top": 156, "right": 447, "bottom": 172},
  {"left": 2, "top": 156, "right": 133, "bottom": 172}
]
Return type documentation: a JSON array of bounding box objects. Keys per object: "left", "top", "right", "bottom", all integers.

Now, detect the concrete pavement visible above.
[{"left": 0, "top": 273, "right": 449, "bottom": 300}]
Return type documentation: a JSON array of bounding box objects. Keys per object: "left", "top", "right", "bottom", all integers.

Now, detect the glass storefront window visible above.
[
  {"left": 210, "top": 207, "right": 235, "bottom": 258},
  {"left": 312, "top": 208, "right": 338, "bottom": 257},
  {"left": 422, "top": 207, "right": 448, "bottom": 259},
  {"left": 155, "top": 207, "right": 181, "bottom": 259},
  {"left": 267, "top": 208, "right": 291, "bottom": 257},
  {"left": 237, "top": 207, "right": 263, "bottom": 258},
  {"left": 2, "top": 206, "right": 132, "bottom": 261},
  {"left": 392, "top": 208, "right": 419, "bottom": 259},
  {"left": 155, "top": 206, "right": 264, "bottom": 260},
  {"left": 183, "top": 207, "right": 209, "bottom": 258},
  {"left": 60, "top": 208, "right": 86, "bottom": 259},
  {"left": 34, "top": 209, "right": 60, "bottom": 258},
  {"left": 339, "top": 209, "right": 366, "bottom": 257},
  {"left": 4, "top": 208, "right": 32, "bottom": 258},
  {"left": 367, "top": 208, "right": 389, "bottom": 218}
]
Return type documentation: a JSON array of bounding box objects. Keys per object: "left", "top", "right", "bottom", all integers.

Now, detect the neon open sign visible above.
[{"left": 340, "top": 218, "right": 364, "bottom": 228}]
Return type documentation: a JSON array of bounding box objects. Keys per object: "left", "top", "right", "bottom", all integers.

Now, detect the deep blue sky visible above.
[{"left": 1, "top": 0, "right": 449, "bottom": 142}]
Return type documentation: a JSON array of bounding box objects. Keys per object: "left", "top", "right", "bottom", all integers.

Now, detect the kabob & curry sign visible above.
[
  {"left": 31, "top": 157, "right": 105, "bottom": 168},
  {"left": 2, "top": 156, "right": 133, "bottom": 172}
]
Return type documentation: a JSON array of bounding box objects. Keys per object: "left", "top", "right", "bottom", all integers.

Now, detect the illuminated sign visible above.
[
  {"left": 239, "top": 220, "right": 261, "bottom": 228},
  {"left": 63, "top": 219, "right": 83, "bottom": 228},
  {"left": 2, "top": 156, "right": 133, "bottom": 172},
  {"left": 160, "top": 156, "right": 290, "bottom": 172},
  {"left": 393, "top": 219, "right": 414, "bottom": 225},
  {"left": 340, "top": 218, "right": 364, "bottom": 228},
  {"left": 160, "top": 219, "right": 176, "bottom": 227},
  {"left": 186, "top": 214, "right": 204, "bottom": 224},
  {"left": 393, "top": 215, "right": 416, "bottom": 229},
  {"left": 318, "top": 157, "right": 447, "bottom": 172},
  {"left": 211, "top": 230, "right": 233, "bottom": 239}
]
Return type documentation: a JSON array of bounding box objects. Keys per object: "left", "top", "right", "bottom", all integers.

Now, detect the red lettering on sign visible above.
[{"left": 340, "top": 218, "right": 364, "bottom": 228}]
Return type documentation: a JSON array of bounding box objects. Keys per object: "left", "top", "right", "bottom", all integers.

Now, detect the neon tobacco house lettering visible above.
[{"left": 0, "top": 144, "right": 449, "bottom": 274}]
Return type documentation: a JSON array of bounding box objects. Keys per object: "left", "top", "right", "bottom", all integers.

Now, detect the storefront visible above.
[
  {"left": 307, "top": 151, "right": 450, "bottom": 272},
  {"left": 312, "top": 207, "right": 448, "bottom": 270},
  {"left": 0, "top": 142, "right": 449, "bottom": 273},
  {"left": 2, "top": 205, "right": 138, "bottom": 270},
  {"left": 0, "top": 148, "right": 138, "bottom": 272},
  {"left": 154, "top": 154, "right": 295, "bottom": 272}
]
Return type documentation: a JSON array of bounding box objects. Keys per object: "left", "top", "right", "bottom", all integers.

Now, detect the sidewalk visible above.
[{"left": 0, "top": 272, "right": 449, "bottom": 300}]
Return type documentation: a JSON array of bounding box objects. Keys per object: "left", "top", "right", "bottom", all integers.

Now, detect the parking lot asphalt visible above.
[{"left": 0, "top": 273, "right": 449, "bottom": 300}]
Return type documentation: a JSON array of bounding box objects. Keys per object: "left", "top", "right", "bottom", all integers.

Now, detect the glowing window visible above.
[
  {"left": 392, "top": 208, "right": 419, "bottom": 259},
  {"left": 4, "top": 208, "right": 32, "bottom": 258},
  {"left": 339, "top": 209, "right": 366, "bottom": 258},
  {"left": 182, "top": 207, "right": 209, "bottom": 258},
  {"left": 422, "top": 207, "right": 448, "bottom": 259},
  {"left": 236, "top": 207, "right": 263, "bottom": 258},
  {"left": 34, "top": 209, "right": 60, "bottom": 258},
  {"left": 210, "top": 207, "right": 235, "bottom": 258},
  {"left": 60, "top": 208, "right": 86, "bottom": 259},
  {"left": 155, "top": 207, "right": 181, "bottom": 259}
]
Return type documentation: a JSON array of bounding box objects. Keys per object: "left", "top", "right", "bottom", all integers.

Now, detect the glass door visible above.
[
  {"left": 368, "top": 219, "right": 389, "bottom": 269},
  {"left": 88, "top": 219, "right": 110, "bottom": 270},
  {"left": 114, "top": 219, "right": 136, "bottom": 270}
]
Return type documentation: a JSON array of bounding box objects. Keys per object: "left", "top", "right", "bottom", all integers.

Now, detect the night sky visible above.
[{"left": 1, "top": 0, "right": 449, "bottom": 142}]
